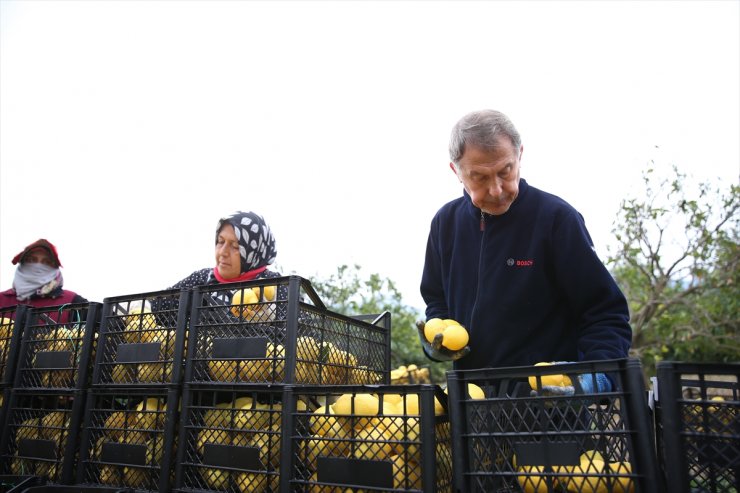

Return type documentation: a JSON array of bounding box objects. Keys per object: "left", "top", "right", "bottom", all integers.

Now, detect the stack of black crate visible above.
[
  {"left": 75, "top": 289, "right": 191, "bottom": 492},
  {"left": 0, "top": 305, "right": 45, "bottom": 493},
  {"left": 0, "top": 302, "right": 102, "bottom": 486},
  {"left": 653, "top": 361, "right": 739, "bottom": 493},
  {"left": 171, "top": 275, "right": 393, "bottom": 493},
  {"left": 0, "top": 305, "right": 29, "bottom": 431}
]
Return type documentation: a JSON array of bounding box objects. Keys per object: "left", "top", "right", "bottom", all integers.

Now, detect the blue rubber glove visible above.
[
  {"left": 577, "top": 372, "right": 613, "bottom": 394},
  {"left": 416, "top": 320, "right": 471, "bottom": 362}
]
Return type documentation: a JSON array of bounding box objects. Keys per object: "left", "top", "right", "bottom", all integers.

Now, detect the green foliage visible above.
[
  {"left": 310, "top": 264, "right": 451, "bottom": 384},
  {"left": 608, "top": 164, "right": 739, "bottom": 375}
]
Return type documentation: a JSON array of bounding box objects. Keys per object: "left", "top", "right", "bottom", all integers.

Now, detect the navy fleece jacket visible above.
[{"left": 420, "top": 179, "right": 632, "bottom": 370}]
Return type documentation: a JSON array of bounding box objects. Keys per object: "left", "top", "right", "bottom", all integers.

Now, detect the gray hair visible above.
[{"left": 449, "top": 109, "right": 522, "bottom": 166}]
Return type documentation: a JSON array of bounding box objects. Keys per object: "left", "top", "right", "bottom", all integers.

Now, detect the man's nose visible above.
[{"left": 487, "top": 178, "right": 502, "bottom": 197}]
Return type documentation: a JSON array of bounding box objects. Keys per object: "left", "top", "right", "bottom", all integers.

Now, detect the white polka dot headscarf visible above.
[{"left": 216, "top": 211, "right": 277, "bottom": 273}]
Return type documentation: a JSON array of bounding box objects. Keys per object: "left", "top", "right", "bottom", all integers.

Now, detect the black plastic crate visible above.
[
  {"left": 0, "top": 389, "right": 87, "bottom": 485},
  {"left": 76, "top": 386, "right": 180, "bottom": 492},
  {"left": 280, "top": 383, "right": 452, "bottom": 492},
  {"left": 20, "top": 487, "right": 131, "bottom": 492},
  {"left": 0, "top": 305, "right": 29, "bottom": 387},
  {"left": 0, "top": 475, "right": 44, "bottom": 493},
  {"left": 172, "top": 384, "right": 285, "bottom": 492},
  {"left": 654, "top": 361, "right": 739, "bottom": 493},
  {"left": 21, "top": 485, "right": 132, "bottom": 493},
  {"left": 0, "top": 386, "right": 11, "bottom": 442},
  {"left": 14, "top": 304, "right": 101, "bottom": 391},
  {"left": 185, "top": 276, "right": 391, "bottom": 386},
  {"left": 446, "top": 358, "right": 661, "bottom": 493},
  {"left": 93, "top": 289, "right": 190, "bottom": 387}
]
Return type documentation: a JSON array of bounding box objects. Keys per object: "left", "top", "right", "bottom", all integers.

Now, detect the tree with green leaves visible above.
[
  {"left": 310, "top": 264, "right": 452, "bottom": 383},
  {"left": 607, "top": 164, "right": 739, "bottom": 375}
]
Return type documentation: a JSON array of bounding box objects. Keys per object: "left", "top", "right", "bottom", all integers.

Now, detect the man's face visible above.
[
  {"left": 451, "top": 136, "right": 523, "bottom": 216},
  {"left": 23, "top": 247, "right": 56, "bottom": 267}
]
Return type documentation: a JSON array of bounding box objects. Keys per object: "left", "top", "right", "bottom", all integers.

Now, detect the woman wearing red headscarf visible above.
[{"left": 0, "top": 239, "right": 87, "bottom": 311}]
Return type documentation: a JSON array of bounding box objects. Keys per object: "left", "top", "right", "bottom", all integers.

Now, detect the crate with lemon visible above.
[
  {"left": 446, "top": 358, "right": 660, "bottom": 492},
  {"left": 281, "top": 384, "right": 464, "bottom": 492},
  {"left": 185, "top": 276, "right": 390, "bottom": 386}
]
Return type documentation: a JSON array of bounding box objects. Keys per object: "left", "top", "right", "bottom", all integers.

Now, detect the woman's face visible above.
[
  {"left": 215, "top": 224, "right": 242, "bottom": 279},
  {"left": 23, "top": 247, "right": 56, "bottom": 267}
]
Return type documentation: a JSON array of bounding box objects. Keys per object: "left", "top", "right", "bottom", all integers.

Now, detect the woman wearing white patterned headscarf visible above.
[
  {"left": 166, "top": 211, "right": 281, "bottom": 290},
  {"left": 168, "top": 211, "right": 281, "bottom": 289}
]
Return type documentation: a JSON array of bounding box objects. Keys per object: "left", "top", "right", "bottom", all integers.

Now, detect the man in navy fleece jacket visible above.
[{"left": 420, "top": 109, "right": 632, "bottom": 371}]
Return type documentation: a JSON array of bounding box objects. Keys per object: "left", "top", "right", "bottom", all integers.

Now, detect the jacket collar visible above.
[{"left": 463, "top": 178, "right": 529, "bottom": 219}]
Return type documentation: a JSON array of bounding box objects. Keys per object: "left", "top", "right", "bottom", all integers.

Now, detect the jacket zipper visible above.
[{"left": 480, "top": 211, "right": 486, "bottom": 231}]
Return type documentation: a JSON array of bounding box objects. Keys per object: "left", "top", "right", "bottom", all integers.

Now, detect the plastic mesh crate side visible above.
[
  {"left": 13, "top": 304, "right": 100, "bottom": 392},
  {"left": 0, "top": 474, "right": 44, "bottom": 493},
  {"left": 76, "top": 387, "right": 180, "bottom": 492},
  {"left": 184, "top": 276, "right": 315, "bottom": 385},
  {"left": 0, "top": 390, "right": 86, "bottom": 485},
  {"left": 0, "top": 387, "right": 12, "bottom": 441},
  {"left": 655, "top": 361, "right": 739, "bottom": 493},
  {"left": 448, "top": 359, "right": 658, "bottom": 493},
  {"left": 283, "top": 384, "right": 452, "bottom": 492},
  {"left": 172, "top": 384, "right": 285, "bottom": 492},
  {"left": 94, "top": 290, "right": 190, "bottom": 387},
  {"left": 622, "top": 358, "right": 662, "bottom": 491},
  {"left": 19, "top": 487, "right": 131, "bottom": 492},
  {"left": 185, "top": 277, "right": 389, "bottom": 386},
  {"left": 0, "top": 306, "right": 29, "bottom": 387}
]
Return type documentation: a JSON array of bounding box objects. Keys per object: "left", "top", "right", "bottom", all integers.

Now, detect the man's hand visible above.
[
  {"left": 531, "top": 362, "right": 613, "bottom": 397},
  {"left": 416, "top": 320, "right": 471, "bottom": 362}
]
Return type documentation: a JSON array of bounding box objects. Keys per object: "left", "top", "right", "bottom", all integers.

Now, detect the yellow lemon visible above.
[
  {"left": 254, "top": 285, "right": 277, "bottom": 301},
  {"left": 516, "top": 466, "right": 553, "bottom": 493},
  {"left": 391, "top": 453, "right": 422, "bottom": 489},
  {"left": 608, "top": 461, "right": 635, "bottom": 493},
  {"left": 528, "top": 362, "right": 572, "bottom": 389},
  {"left": 310, "top": 405, "right": 351, "bottom": 438},
  {"left": 467, "top": 383, "right": 485, "bottom": 400},
  {"left": 230, "top": 288, "right": 259, "bottom": 317},
  {"left": 441, "top": 323, "right": 469, "bottom": 350},
  {"left": 332, "top": 393, "right": 379, "bottom": 416},
  {"left": 399, "top": 393, "right": 420, "bottom": 415},
  {"left": 352, "top": 426, "right": 394, "bottom": 460},
  {"left": 423, "top": 318, "right": 446, "bottom": 343},
  {"left": 434, "top": 395, "right": 446, "bottom": 415}
]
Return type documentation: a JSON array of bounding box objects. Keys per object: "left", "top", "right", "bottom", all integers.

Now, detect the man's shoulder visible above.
[
  {"left": 434, "top": 195, "right": 468, "bottom": 218},
  {"left": 525, "top": 181, "right": 575, "bottom": 208}
]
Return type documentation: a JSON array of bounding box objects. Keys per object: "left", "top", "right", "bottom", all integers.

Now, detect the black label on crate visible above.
[
  {"left": 33, "top": 351, "right": 73, "bottom": 369},
  {"left": 203, "top": 443, "right": 260, "bottom": 469},
  {"left": 100, "top": 441, "right": 147, "bottom": 465},
  {"left": 317, "top": 457, "right": 393, "bottom": 489},
  {"left": 17, "top": 438, "right": 57, "bottom": 460},
  {"left": 115, "top": 342, "right": 161, "bottom": 363},
  {"left": 213, "top": 337, "right": 268, "bottom": 359},
  {"left": 513, "top": 441, "right": 580, "bottom": 466}
]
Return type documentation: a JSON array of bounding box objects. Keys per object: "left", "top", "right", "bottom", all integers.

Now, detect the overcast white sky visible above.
[{"left": 1, "top": 0, "right": 738, "bottom": 314}]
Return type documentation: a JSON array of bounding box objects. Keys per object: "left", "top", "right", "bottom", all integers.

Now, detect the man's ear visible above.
[
  {"left": 449, "top": 162, "right": 459, "bottom": 177},
  {"left": 518, "top": 145, "right": 524, "bottom": 161}
]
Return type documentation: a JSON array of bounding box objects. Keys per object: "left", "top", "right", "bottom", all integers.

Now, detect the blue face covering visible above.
[{"left": 13, "top": 262, "right": 63, "bottom": 300}]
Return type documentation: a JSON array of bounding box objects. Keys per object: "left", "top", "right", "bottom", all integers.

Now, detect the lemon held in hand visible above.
[
  {"left": 441, "top": 323, "right": 469, "bottom": 350},
  {"left": 424, "top": 318, "right": 469, "bottom": 351}
]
